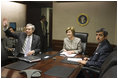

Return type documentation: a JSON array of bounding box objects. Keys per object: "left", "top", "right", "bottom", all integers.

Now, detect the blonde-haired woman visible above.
[{"left": 62, "top": 27, "right": 82, "bottom": 54}]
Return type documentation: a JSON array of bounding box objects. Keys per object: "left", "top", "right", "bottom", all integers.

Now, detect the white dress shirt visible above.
[{"left": 22, "top": 35, "right": 33, "bottom": 56}]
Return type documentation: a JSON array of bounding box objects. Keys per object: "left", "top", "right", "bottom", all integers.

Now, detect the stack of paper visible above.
[
  {"left": 67, "top": 58, "right": 82, "bottom": 62},
  {"left": 60, "top": 52, "right": 76, "bottom": 57}
]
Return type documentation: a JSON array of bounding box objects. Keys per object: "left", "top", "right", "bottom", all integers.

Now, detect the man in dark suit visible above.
[
  {"left": 3, "top": 18, "right": 41, "bottom": 57},
  {"left": 34, "top": 16, "right": 48, "bottom": 53},
  {"left": 78, "top": 28, "right": 113, "bottom": 67},
  {"left": 77, "top": 28, "right": 113, "bottom": 78}
]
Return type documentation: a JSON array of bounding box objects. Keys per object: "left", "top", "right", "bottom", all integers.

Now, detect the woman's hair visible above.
[{"left": 66, "top": 27, "right": 75, "bottom": 35}]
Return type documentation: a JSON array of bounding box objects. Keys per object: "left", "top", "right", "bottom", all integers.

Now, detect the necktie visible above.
[{"left": 24, "top": 36, "right": 31, "bottom": 56}]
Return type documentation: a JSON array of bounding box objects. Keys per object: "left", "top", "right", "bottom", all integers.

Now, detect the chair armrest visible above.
[
  {"left": 82, "top": 66, "right": 101, "bottom": 74},
  {"left": 8, "top": 56, "right": 18, "bottom": 59},
  {"left": 89, "top": 66, "right": 101, "bottom": 70}
]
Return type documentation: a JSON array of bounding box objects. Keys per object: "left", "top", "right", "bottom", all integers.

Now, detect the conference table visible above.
[{"left": 1, "top": 51, "right": 84, "bottom": 78}]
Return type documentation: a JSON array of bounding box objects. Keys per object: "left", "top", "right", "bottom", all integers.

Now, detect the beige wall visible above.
[
  {"left": 53, "top": 1, "right": 117, "bottom": 45},
  {"left": 1, "top": 1, "right": 26, "bottom": 38}
]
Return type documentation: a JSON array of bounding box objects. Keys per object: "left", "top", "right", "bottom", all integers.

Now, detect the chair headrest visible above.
[{"left": 75, "top": 32, "right": 88, "bottom": 42}]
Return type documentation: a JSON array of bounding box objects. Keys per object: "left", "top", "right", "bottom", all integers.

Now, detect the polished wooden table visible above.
[{"left": 1, "top": 51, "right": 83, "bottom": 78}]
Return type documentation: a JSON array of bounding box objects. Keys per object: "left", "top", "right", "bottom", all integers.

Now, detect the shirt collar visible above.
[{"left": 27, "top": 35, "right": 33, "bottom": 38}]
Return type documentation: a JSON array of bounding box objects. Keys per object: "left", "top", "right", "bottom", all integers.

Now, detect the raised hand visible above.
[{"left": 3, "top": 18, "right": 8, "bottom": 28}]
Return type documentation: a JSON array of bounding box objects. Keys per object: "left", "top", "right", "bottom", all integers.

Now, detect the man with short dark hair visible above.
[
  {"left": 3, "top": 18, "right": 41, "bottom": 57},
  {"left": 78, "top": 28, "right": 113, "bottom": 68},
  {"left": 77, "top": 28, "right": 113, "bottom": 78}
]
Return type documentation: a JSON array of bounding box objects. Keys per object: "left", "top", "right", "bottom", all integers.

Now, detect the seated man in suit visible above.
[
  {"left": 3, "top": 18, "right": 41, "bottom": 57},
  {"left": 77, "top": 28, "right": 113, "bottom": 77},
  {"left": 78, "top": 28, "right": 113, "bottom": 67}
]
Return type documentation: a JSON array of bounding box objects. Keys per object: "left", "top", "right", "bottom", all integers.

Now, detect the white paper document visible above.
[
  {"left": 67, "top": 58, "right": 82, "bottom": 62},
  {"left": 60, "top": 52, "right": 76, "bottom": 57}
]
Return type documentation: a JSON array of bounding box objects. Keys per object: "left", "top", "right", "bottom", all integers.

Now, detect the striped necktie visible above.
[{"left": 24, "top": 36, "right": 31, "bottom": 57}]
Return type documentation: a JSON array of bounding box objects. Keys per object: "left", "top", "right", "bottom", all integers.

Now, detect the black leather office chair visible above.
[
  {"left": 1, "top": 38, "right": 8, "bottom": 67},
  {"left": 99, "top": 49, "right": 117, "bottom": 77},
  {"left": 101, "top": 65, "right": 117, "bottom": 78},
  {"left": 81, "top": 48, "right": 117, "bottom": 78},
  {"left": 75, "top": 32, "right": 88, "bottom": 55}
]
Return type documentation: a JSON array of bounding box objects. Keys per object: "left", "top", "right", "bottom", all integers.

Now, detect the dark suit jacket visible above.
[
  {"left": 5, "top": 29, "right": 41, "bottom": 57},
  {"left": 34, "top": 21, "right": 47, "bottom": 52},
  {"left": 34, "top": 21, "right": 43, "bottom": 37},
  {"left": 86, "top": 39, "right": 113, "bottom": 68},
  {"left": 34, "top": 21, "right": 47, "bottom": 37}
]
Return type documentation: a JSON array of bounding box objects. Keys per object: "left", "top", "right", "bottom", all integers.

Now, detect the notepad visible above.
[
  {"left": 67, "top": 58, "right": 82, "bottom": 62},
  {"left": 61, "top": 59, "right": 79, "bottom": 65},
  {"left": 60, "top": 52, "right": 76, "bottom": 57},
  {"left": 44, "top": 65, "right": 75, "bottom": 78},
  {"left": 5, "top": 61, "right": 36, "bottom": 70}
]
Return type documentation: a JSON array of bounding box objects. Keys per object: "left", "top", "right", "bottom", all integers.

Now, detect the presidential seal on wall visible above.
[{"left": 77, "top": 13, "right": 89, "bottom": 26}]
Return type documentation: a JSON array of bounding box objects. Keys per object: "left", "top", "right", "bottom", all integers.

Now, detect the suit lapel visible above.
[
  {"left": 31, "top": 34, "right": 35, "bottom": 49},
  {"left": 21, "top": 33, "right": 27, "bottom": 47}
]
